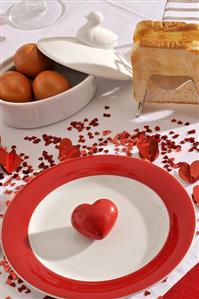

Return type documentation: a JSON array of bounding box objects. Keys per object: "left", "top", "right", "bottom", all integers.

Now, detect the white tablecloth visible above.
[{"left": 1, "top": 1, "right": 199, "bottom": 299}]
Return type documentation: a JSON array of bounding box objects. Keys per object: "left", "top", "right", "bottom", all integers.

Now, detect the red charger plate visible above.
[{"left": 1, "top": 155, "right": 196, "bottom": 299}]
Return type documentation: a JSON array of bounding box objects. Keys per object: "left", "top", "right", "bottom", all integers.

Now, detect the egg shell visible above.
[
  {"left": 14, "top": 43, "right": 54, "bottom": 77},
  {"left": 0, "top": 71, "right": 32, "bottom": 102},
  {"left": 33, "top": 70, "right": 71, "bottom": 100}
]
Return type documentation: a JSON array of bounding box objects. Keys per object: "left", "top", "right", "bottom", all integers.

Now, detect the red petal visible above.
[
  {"left": 192, "top": 185, "right": 199, "bottom": 205},
  {"left": 190, "top": 160, "right": 199, "bottom": 181}
]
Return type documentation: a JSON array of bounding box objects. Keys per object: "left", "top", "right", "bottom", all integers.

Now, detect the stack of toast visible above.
[{"left": 131, "top": 21, "right": 199, "bottom": 104}]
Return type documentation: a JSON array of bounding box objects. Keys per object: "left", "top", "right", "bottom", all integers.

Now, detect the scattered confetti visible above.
[
  {"left": 144, "top": 290, "right": 151, "bottom": 296},
  {"left": 103, "top": 113, "right": 111, "bottom": 118},
  {"left": 187, "top": 130, "right": 196, "bottom": 135},
  {"left": 155, "top": 126, "right": 160, "bottom": 131}
]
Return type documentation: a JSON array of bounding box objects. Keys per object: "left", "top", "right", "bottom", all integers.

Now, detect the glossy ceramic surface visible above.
[
  {"left": 37, "top": 37, "right": 132, "bottom": 80},
  {"left": 2, "top": 155, "right": 196, "bottom": 299},
  {"left": 0, "top": 57, "right": 96, "bottom": 128},
  {"left": 28, "top": 175, "right": 169, "bottom": 281}
]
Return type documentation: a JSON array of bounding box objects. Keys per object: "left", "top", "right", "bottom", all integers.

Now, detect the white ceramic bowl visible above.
[{"left": 0, "top": 57, "right": 96, "bottom": 128}]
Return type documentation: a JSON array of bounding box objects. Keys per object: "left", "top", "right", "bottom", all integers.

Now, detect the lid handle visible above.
[{"left": 76, "top": 11, "right": 118, "bottom": 49}]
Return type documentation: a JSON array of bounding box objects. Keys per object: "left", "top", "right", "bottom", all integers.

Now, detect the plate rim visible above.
[{"left": 1, "top": 155, "right": 196, "bottom": 299}]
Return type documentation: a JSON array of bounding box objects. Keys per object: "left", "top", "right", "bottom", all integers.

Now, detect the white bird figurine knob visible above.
[{"left": 76, "top": 11, "right": 118, "bottom": 49}]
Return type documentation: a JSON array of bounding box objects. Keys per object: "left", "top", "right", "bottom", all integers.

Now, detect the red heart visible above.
[
  {"left": 190, "top": 161, "right": 199, "bottom": 180},
  {"left": 137, "top": 136, "right": 159, "bottom": 162},
  {"left": 178, "top": 160, "right": 199, "bottom": 183},
  {"left": 0, "top": 147, "right": 21, "bottom": 174},
  {"left": 58, "top": 138, "right": 80, "bottom": 161},
  {"left": 71, "top": 199, "right": 118, "bottom": 240}
]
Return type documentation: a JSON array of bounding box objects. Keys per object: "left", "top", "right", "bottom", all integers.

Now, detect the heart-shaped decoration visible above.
[
  {"left": 137, "top": 136, "right": 159, "bottom": 162},
  {"left": 178, "top": 160, "right": 199, "bottom": 183},
  {"left": 58, "top": 138, "right": 80, "bottom": 161},
  {"left": 0, "top": 147, "right": 21, "bottom": 174},
  {"left": 71, "top": 199, "right": 118, "bottom": 240}
]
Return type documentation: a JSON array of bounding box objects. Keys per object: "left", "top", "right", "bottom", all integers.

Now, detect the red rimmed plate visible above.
[{"left": 2, "top": 155, "right": 196, "bottom": 299}]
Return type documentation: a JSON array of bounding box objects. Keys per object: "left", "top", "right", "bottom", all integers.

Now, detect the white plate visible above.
[{"left": 28, "top": 175, "right": 169, "bottom": 281}]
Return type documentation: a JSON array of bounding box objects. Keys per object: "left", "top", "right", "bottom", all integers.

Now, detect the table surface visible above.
[{"left": 0, "top": 1, "right": 199, "bottom": 299}]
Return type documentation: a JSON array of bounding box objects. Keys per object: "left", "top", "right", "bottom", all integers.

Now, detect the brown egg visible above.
[
  {"left": 14, "top": 43, "right": 54, "bottom": 77},
  {"left": 0, "top": 71, "right": 32, "bottom": 102},
  {"left": 33, "top": 70, "right": 70, "bottom": 100}
]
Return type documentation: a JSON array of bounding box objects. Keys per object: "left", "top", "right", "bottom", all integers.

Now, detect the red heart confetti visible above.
[
  {"left": 178, "top": 160, "right": 199, "bottom": 183},
  {"left": 0, "top": 147, "right": 21, "bottom": 174},
  {"left": 137, "top": 136, "right": 159, "bottom": 162},
  {"left": 144, "top": 290, "right": 151, "bottom": 296},
  {"left": 71, "top": 199, "right": 118, "bottom": 240},
  {"left": 192, "top": 185, "right": 199, "bottom": 206},
  {"left": 58, "top": 138, "right": 80, "bottom": 161}
]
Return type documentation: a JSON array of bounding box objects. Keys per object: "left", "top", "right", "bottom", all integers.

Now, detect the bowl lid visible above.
[{"left": 37, "top": 37, "right": 132, "bottom": 80}]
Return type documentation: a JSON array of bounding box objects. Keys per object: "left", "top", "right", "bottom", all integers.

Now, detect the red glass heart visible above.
[
  {"left": 190, "top": 161, "right": 199, "bottom": 181},
  {"left": 58, "top": 138, "right": 80, "bottom": 161},
  {"left": 0, "top": 147, "right": 21, "bottom": 174},
  {"left": 179, "top": 160, "right": 199, "bottom": 183},
  {"left": 137, "top": 136, "right": 159, "bottom": 162},
  {"left": 71, "top": 199, "right": 118, "bottom": 240}
]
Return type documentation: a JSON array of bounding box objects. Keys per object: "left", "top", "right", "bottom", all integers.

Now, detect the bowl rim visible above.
[{"left": 0, "top": 56, "right": 96, "bottom": 107}]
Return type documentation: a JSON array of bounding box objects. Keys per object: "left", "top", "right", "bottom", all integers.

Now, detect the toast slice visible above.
[{"left": 131, "top": 21, "right": 199, "bottom": 104}]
